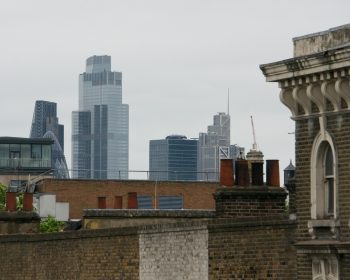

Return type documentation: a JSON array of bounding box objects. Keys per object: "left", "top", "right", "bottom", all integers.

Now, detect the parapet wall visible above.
[
  {"left": 0, "top": 218, "right": 296, "bottom": 280},
  {"left": 0, "top": 211, "right": 40, "bottom": 234},
  {"left": 293, "top": 24, "right": 350, "bottom": 57},
  {"left": 0, "top": 227, "right": 139, "bottom": 280},
  {"left": 83, "top": 209, "right": 215, "bottom": 229}
]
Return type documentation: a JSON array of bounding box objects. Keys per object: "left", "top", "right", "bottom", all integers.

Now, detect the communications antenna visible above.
[
  {"left": 250, "top": 115, "right": 258, "bottom": 151},
  {"left": 227, "top": 88, "right": 230, "bottom": 115}
]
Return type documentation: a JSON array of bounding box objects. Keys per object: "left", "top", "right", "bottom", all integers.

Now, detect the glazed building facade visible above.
[{"left": 72, "top": 55, "right": 129, "bottom": 179}]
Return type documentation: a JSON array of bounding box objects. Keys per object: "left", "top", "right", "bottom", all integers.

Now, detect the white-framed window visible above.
[
  {"left": 312, "top": 255, "right": 338, "bottom": 280},
  {"left": 310, "top": 132, "right": 337, "bottom": 220},
  {"left": 324, "top": 145, "right": 334, "bottom": 217}
]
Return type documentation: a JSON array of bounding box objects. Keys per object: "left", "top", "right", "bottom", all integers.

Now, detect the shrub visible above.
[{"left": 40, "top": 215, "right": 65, "bottom": 233}]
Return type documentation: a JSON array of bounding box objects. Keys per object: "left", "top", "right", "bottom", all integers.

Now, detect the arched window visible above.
[
  {"left": 324, "top": 145, "right": 334, "bottom": 217},
  {"left": 310, "top": 133, "right": 337, "bottom": 220}
]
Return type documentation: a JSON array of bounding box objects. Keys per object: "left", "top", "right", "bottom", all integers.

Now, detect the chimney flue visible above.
[
  {"left": 220, "top": 159, "right": 234, "bottom": 186},
  {"left": 23, "top": 193, "right": 33, "bottom": 212},
  {"left": 5, "top": 192, "right": 16, "bottom": 212},
  {"left": 235, "top": 160, "right": 250, "bottom": 186},
  {"left": 266, "top": 160, "right": 280, "bottom": 187},
  {"left": 251, "top": 162, "right": 264, "bottom": 186}
]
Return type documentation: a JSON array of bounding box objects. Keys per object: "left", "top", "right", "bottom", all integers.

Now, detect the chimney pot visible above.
[
  {"left": 23, "top": 193, "right": 33, "bottom": 212},
  {"left": 220, "top": 159, "right": 234, "bottom": 186},
  {"left": 6, "top": 192, "right": 17, "bottom": 212},
  {"left": 266, "top": 160, "right": 280, "bottom": 187},
  {"left": 235, "top": 160, "right": 250, "bottom": 186},
  {"left": 251, "top": 162, "right": 264, "bottom": 186}
]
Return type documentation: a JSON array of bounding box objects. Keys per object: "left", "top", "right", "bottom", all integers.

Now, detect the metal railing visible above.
[{"left": 68, "top": 168, "right": 219, "bottom": 181}]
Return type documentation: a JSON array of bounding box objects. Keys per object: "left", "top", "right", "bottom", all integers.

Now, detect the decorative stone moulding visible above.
[
  {"left": 278, "top": 69, "right": 350, "bottom": 119},
  {"left": 308, "top": 219, "right": 340, "bottom": 240}
]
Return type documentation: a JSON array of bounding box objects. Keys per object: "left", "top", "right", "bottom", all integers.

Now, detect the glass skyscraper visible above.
[
  {"left": 149, "top": 135, "right": 198, "bottom": 181},
  {"left": 72, "top": 55, "right": 129, "bottom": 179},
  {"left": 197, "top": 112, "right": 244, "bottom": 181},
  {"left": 30, "top": 100, "right": 69, "bottom": 178}
]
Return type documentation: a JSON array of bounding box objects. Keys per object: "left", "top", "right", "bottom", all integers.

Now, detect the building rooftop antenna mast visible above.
[
  {"left": 227, "top": 88, "right": 230, "bottom": 115},
  {"left": 250, "top": 115, "right": 258, "bottom": 151}
]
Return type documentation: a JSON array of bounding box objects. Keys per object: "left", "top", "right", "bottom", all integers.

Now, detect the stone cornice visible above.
[{"left": 260, "top": 46, "right": 350, "bottom": 83}]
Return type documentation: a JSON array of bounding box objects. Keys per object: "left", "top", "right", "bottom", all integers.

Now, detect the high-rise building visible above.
[
  {"left": 149, "top": 135, "right": 198, "bottom": 181},
  {"left": 197, "top": 112, "right": 244, "bottom": 181},
  {"left": 72, "top": 55, "right": 129, "bottom": 179},
  {"left": 30, "top": 100, "right": 69, "bottom": 179}
]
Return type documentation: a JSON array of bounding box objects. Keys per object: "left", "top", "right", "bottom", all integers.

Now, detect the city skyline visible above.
[
  {"left": 1, "top": 1, "right": 350, "bottom": 179},
  {"left": 72, "top": 55, "right": 129, "bottom": 179}
]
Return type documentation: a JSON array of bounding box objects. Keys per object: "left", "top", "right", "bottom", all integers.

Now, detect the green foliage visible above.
[
  {"left": 39, "top": 215, "right": 65, "bottom": 233},
  {"left": 0, "top": 183, "right": 6, "bottom": 210},
  {"left": 16, "top": 193, "right": 23, "bottom": 211}
]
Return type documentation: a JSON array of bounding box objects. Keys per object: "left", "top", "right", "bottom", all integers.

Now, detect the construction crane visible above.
[{"left": 250, "top": 115, "right": 258, "bottom": 151}]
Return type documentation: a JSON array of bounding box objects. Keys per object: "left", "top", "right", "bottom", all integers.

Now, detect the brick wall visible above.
[
  {"left": 295, "top": 117, "right": 320, "bottom": 240},
  {"left": 0, "top": 222, "right": 209, "bottom": 280},
  {"left": 208, "top": 219, "right": 296, "bottom": 280},
  {"left": 37, "top": 179, "right": 219, "bottom": 219},
  {"left": 0, "top": 217, "right": 298, "bottom": 280},
  {"left": 83, "top": 209, "right": 215, "bottom": 229},
  {"left": 327, "top": 113, "right": 350, "bottom": 240},
  {"left": 139, "top": 223, "right": 208, "bottom": 280},
  {"left": 214, "top": 187, "right": 288, "bottom": 218},
  {"left": 0, "top": 228, "right": 139, "bottom": 280},
  {"left": 294, "top": 110, "right": 350, "bottom": 278},
  {"left": 295, "top": 113, "right": 350, "bottom": 240}
]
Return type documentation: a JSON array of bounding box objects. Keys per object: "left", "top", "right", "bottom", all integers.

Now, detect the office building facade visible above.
[
  {"left": 198, "top": 112, "right": 244, "bottom": 181},
  {"left": 30, "top": 100, "right": 69, "bottom": 178},
  {"left": 0, "top": 137, "right": 54, "bottom": 190},
  {"left": 149, "top": 135, "right": 198, "bottom": 181},
  {"left": 72, "top": 55, "right": 129, "bottom": 179}
]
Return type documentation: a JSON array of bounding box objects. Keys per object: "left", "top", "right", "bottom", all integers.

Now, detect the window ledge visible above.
[{"left": 308, "top": 219, "right": 340, "bottom": 240}]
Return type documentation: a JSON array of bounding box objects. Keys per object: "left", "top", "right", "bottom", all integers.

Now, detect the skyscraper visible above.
[
  {"left": 30, "top": 100, "right": 69, "bottom": 178},
  {"left": 72, "top": 55, "right": 129, "bottom": 179},
  {"left": 197, "top": 112, "right": 244, "bottom": 181},
  {"left": 149, "top": 135, "right": 198, "bottom": 181}
]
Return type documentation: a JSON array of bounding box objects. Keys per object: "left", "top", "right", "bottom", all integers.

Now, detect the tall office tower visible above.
[
  {"left": 72, "top": 55, "right": 129, "bottom": 179},
  {"left": 149, "top": 135, "right": 198, "bottom": 181},
  {"left": 198, "top": 112, "right": 244, "bottom": 181},
  {"left": 30, "top": 100, "right": 69, "bottom": 178}
]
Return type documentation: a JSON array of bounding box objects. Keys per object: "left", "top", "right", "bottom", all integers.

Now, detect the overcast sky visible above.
[{"left": 1, "top": 0, "right": 350, "bottom": 179}]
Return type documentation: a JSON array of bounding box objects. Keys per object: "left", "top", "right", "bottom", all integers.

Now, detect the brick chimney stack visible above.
[{"left": 215, "top": 159, "right": 287, "bottom": 218}]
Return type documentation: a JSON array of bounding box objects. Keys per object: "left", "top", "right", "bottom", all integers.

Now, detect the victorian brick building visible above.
[{"left": 261, "top": 23, "right": 350, "bottom": 280}]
